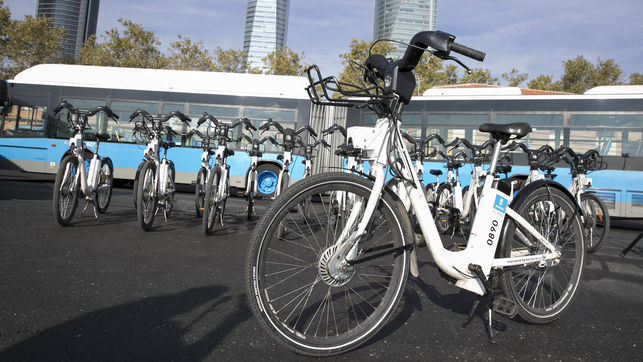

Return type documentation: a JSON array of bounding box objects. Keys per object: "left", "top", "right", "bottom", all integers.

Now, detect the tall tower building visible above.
[
  {"left": 243, "top": 0, "right": 290, "bottom": 70},
  {"left": 36, "top": 0, "right": 100, "bottom": 59},
  {"left": 373, "top": 0, "right": 438, "bottom": 59}
]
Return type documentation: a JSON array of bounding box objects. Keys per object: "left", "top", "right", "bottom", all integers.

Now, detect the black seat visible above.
[
  {"left": 479, "top": 122, "right": 532, "bottom": 142},
  {"left": 430, "top": 169, "right": 442, "bottom": 176},
  {"left": 496, "top": 164, "right": 512, "bottom": 174}
]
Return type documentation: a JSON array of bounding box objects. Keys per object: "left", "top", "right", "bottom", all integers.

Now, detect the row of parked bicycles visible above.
[
  {"left": 51, "top": 100, "right": 329, "bottom": 234},
  {"left": 51, "top": 29, "right": 612, "bottom": 356},
  {"left": 398, "top": 131, "right": 610, "bottom": 253}
]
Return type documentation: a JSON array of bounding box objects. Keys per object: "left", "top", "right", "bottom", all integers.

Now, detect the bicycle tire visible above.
[
  {"left": 434, "top": 183, "right": 452, "bottom": 233},
  {"left": 133, "top": 161, "right": 145, "bottom": 209},
  {"left": 137, "top": 161, "right": 157, "bottom": 231},
  {"left": 247, "top": 179, "right": 255, "bottom": 220},
  {"left": 581, "top": 193, "right": 610, "bottom": 253},
  {"left": 203, "top": 165, "right": 222, "bottom": 235},
  {"left": 499, "top": 184, "right": 584, "bottom": 324},
  {"left": 95, "top": 157, "right": 114, "bottom": 213},
  {"left": 195, "top": 167, "right": 207, "bottom": 217},
  {"left": 53, "top": 155, "right": 79, "bottom": 226},
  {"left": 164, "top": 161, "right": 176, "bottom": 219},
  {"left": 245, "top": 172, "right": 412, "bottom": 356}
]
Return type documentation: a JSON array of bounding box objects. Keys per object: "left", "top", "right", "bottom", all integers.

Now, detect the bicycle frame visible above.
[{"left": 338, "top": 118, "right": 562, "bottom": 295}]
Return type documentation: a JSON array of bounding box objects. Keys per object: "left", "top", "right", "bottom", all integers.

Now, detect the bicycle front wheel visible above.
[
  {"left": 96, "top": 158, "right": 114, "bottom": 213},
  {"left": 581, "top": 193, "right": 610, "bottom": 253},
  {"left": 137, "top": 161, "right": 157, "bottom": 231},
  {"left": 245, "top": 172, "right": 412, "bottom": 356},
  {"left": 195, "top": 167, "right": 207, "bottom": 217},
  {"left": 203, "top": 165, "right": 222, "bottom": 235},
  {"left": 53, "top": 155, "right": 79, "bottom": 226},
  {"left": 499, "top": 184, "right": 584, "bottom": 324},
  {"left": 247, "top": 179, "right": 255, "bottom": 220}
]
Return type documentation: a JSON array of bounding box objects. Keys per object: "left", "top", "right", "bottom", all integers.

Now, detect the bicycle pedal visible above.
[{"left": 492, "top": 296, "right": 518, "bottom": 318}]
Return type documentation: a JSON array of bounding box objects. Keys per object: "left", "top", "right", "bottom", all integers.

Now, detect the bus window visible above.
[
  {"left": 2, "top": 105, "right": 19, "bottom": 136},
  {"left": 400, "top": 113, "right": 423, "bottom": 148},
  {"left": 427, "top": 113, "right": 490, "bottom": 148},
  {"left": 496, "top": 114, "right": 564, "bottom": 149},
  {"left": 243, "top": 108, "right": 296, "bottom": 153},
  {"left": 187, "top": 105, "right": 240, "bottom": 147},
  {"left": 162, "top": 103, "right": 188, "bottom": 146},
  {"left": 110, "top": 100, "right": 159, "bottom": 143},
  {"left": 570, "top": 114, "right": 643, "bottom": 156},
  {"left": 62, "top": 98, "right": 109, "bottom": 140}
]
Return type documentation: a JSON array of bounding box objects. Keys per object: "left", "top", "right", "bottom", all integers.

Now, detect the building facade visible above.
[
  {"left": 36, "top": 0, "right": 100, "bottom": 59},
  {"left": 243, "top": 0, "right": 289, "bottom": 70},
  {"left": 373, "top": 0, "right": 438, "bottom": 59}
]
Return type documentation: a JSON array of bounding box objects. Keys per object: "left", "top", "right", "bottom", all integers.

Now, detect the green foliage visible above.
[
  {"left": 167, "top": 35, "right": 215, "bottom": 71},
  {"left": 213, "top": 47, "right": 251, "bottom": 73},
  {"left": 527, "top": 74, "right": 563, "bottom": 92},
  {"left": 558, "top": 55, "right": 622, "bottom": 93},
  {"left": 629, "top": 72, "right": 643, "bottom": 85},
  {"left": 261, "top": 46, "right": 305, "bottom": 76},
  {"left": 0, "top": 0, "right": 66, "bottom": 79},
  {"left": 502, "top": 68, "right": 528, "bottom": 87},
  {"left": 80, "top": 19, "right": 167, "bottom": 68},
  {"left": 459, "top": 68, "right": 498, "bottom": 85}
]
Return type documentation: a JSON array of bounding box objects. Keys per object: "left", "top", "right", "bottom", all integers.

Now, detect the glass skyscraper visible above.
[
  {"left": 243, "top": 0, "right": 290, "bottom": 70},
  {"left": 36, "top": 0, "right": 100, "bottom": 59},
  {"left": 373, "top": 0, "right": 438, "bottom": 59}
]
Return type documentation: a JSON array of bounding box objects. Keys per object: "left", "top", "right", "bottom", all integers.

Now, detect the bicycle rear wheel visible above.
[
  {"left": 245, "top": 172, "right": 412, "bottom": 356},
  {"left": 137, "top": 161, "right": 157, "bottom": 231},
  {"left": 96, "top": 158, "right": 114, "bottom": 213},
  {"left": 434, "top": 183, "right": 452, "bottom": 233},
  {"left": 581, "top": 193, "right": 610, "bottom": 253},
  {"left": 53, "top": 155, "right": 79, "bottom": 226},
  {"left": 499, "top": 184, "right": 584, "bottom": 324},
  {"left": 203, "top": 165, "right": 222, "bottom": 235}
]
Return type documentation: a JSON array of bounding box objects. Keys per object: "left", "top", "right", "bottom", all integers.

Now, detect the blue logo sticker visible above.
[{"left": 493, "top": 194, "right": 508, "bottom": 214}]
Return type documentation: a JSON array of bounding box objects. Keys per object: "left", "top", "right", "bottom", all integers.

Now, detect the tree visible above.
[
  {"left": 261, "top": 46, "right": 305, "bottom": 76},
  {"left": 502, "top": 68, "right": 528, "bottom": 87},
  {"left": 80, "top": 19, "right": 166, "bottom": 69},
  {"left": 0, "top": 12, "right": 66, "bottom": 79},
  {"left": 527, "top": 74, "right": 563, "bottom": 92},
  {"left": 213, "top": 47, "right": 251, "bottom": 73},
  {"left": 459, "top": 68, "right": 498, "bottom": 85},
  {"left": 166, "top": 35, "right": 215, "bottom": 71},
  {"left": 558, "top": 55, "right": 622, "bottom": 93},
  {"left": 629, "top": 72, "right": 643, "bottom": 85}
]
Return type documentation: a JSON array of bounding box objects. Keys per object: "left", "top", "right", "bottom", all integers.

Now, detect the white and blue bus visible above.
[
  {"left": 0, "top": 64, "right": 341, "bottom": 196},
  {"left": 1, "top": 64, "right": 642, "bottom": 217}
]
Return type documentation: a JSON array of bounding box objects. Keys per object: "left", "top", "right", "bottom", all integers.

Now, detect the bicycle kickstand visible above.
[
  {"left": 80, "top": 199, "right": 98, "bottom": 219},
  {"left": 464, "top": 264, "right": 497, "bottom": 344}
]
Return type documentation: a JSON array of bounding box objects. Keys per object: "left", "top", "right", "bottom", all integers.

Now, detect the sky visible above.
[{"left": 5, "top": 0, "right": 643, "bottom": 85}]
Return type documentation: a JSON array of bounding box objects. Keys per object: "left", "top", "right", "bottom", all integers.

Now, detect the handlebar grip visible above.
[{"left": 451, "top": 42, "right": 486, "bottom": 62}]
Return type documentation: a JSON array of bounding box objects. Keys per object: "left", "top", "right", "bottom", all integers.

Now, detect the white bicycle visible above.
[
  {"left": 52, "top": 101, "right": 119, "bottom": 225},
  {"left": 245, "top": 30, "right": 585, "bottom": 356}
]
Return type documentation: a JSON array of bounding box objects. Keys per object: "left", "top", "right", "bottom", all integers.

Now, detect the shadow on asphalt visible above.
[{"left": 0, "top": 286, "right": 253, "bottom": 361}]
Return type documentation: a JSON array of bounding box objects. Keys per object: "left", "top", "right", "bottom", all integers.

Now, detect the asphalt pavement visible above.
[{"left": 0, "top": 176, "right": 641, "bottom": 361}]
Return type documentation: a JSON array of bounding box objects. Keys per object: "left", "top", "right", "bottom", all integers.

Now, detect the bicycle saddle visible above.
[
  {"left": 430, "top": 169, "right": 443, "bottom": 176},
  {"left": 479, "top": 122, "right": 532, "bottom": 142}
]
